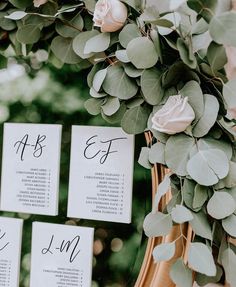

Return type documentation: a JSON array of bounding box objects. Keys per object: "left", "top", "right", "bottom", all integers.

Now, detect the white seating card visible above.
[
  {"left": 30, "top": 222, "right": 94, "bottom": 287},
  {"left": 0, "top": 123, "right": 62, "bottom": 215},
  {"left": 0, "top": 217, "right": 23, "bottom": 287},
  {"left": 68, "top": 126, "right": 135, "bottom": 223}
]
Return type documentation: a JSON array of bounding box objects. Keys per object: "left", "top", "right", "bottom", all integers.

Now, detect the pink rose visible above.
[
  {"left": 151, "top": 95, "right": 195, "bottom": 135},
  {"left": 93, "top": 0, "right": 128, "bottom": 32},
  {"left": 33, "top": 0, "right": 48, "bottom": 7}
]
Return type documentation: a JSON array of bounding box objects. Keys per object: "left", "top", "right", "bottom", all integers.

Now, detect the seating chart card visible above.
[
  {"left": 0, "top": 123, "right": 62, "bottom": 215},
  {"left": 67, "top": 126, "right": 135, "bottom": 223},
  {"left": 0, "top": 217, "right": 23, "bottom": 287},
  {"left": 30, "top": 222, "right": 94, "bottom": 287}
]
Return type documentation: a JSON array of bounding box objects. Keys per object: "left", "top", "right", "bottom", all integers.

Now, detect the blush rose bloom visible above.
[
  {"left": 33, "top": 0, "right": 48, "bottom": 7},
  {"left": 93, "top": 0, "right": 128, "bottom": 32},
  {"left": 151, "top": 95, "right": 195, "bottom": 135}
]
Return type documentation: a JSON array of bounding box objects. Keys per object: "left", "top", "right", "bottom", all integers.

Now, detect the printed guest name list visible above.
[
  {"left": 0, "top": 123, "right": 62, "bottom": 216},
  {"left": 67, "top": 126, "right": 135, "bottom": 223}
]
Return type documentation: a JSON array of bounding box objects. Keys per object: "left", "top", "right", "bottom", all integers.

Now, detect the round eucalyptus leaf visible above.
[
  {"left": 180, "top": 80, "right": 204, "bottom": 121},
  {"left": 149, "top": 142, "right": 165, "bottom": 165},
  {"left": 221, "top": 248, "right": 236, "bottom": 286},
  {"left": 207, "top": 192, "right": 235, "bottom": 219},
  {"left": 222, "top": 214, "right": 236, "bottom": 237},
  {"left": 170, "top": 259, "right": 192, "bottom": 287},
  {"left": 9, "top": 0, "right": 31, "bottom": 9},
  {"left": 101, "top": 103, "right": 126, "bottom": 124},
  {"left": 223, "top": 79, "right": 236, "bottom": 109},
  {"left": 115, "top": 50, "right": 130, "bottom": 63},
  {"left": 51, "top": 36, "right": 82, "bottom": 64},
  {"left": 190, "top": 211, "right": 212, "bottom": 241},
  {"left": 72, "top": 30, "right": 99, "bottom": 59},
  {"left": 101, "top": 97, "right": 120, "bottom": 116},
  {"left": 16, "top": 24, "right": 41, "bottom": 44},
  {"left": 143, "top": 211, "right": 172, "bottom": 237},
  {"left": 141, "top": 68, "right": 163, "bottom": 105},
  {"left": 171, "top": 205, "right": 193, "bottom": 224},
  {"left": 193, "top": 94, "right": 219, "bottom": 138},
  {"left": 193, "top": 184, "right": 208, "bottom": 209},
  {"left": 188, "top": 242, "right": 216, "bottom": 276},
  {"left": 207, "top": 42, "right": 227, "bottom": 72},
  {"left": 89, "top": 87, "right": 106, "bottom": 98},
  {"left": 56, "top": 13, "right": 83, "bottom": 38},
  {"left": 102, "top": 65, "right": 138, "bottom": 100},
  {"left": 119, "top": 23, "right": 141, "bottom": 48},
  {"left": 92, "top": 68, "right": 107, "bottom": 92},
  {"left": 153, "top": 242, "right": 175, "bottom": 262},
  {"left": 84, "top": 98, "right": 104, "bottom": 115},
  {"left": 127, "top": 37, "right": 158, "bottom": 69},
  {"left": 138, "top": 147, "right": 152, "bottom": 169},
  {"left": 209, "top": 12, "right": 236, "bottom": 46},
  {"left": 187, "top": 149, "right": 229, "bottom": 186},
  {"left": 5, "top": 11, "right": 27, "bottom": 20},
  {"left": 84, "top": 32, "right": 110, "bottom": 54},
  {"left": 121, "top": 105, "right": 151, "bottom": 134},
  {"left": 123, "top": 64, "right": 143, "bottom": 78},
  {"left": 165, "top": 134, "right": 195, "bottom": 176}
]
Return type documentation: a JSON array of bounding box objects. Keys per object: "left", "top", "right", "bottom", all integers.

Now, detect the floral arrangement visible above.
[{"left": 1, "top": 0, "right": 236, "bottom": 286}]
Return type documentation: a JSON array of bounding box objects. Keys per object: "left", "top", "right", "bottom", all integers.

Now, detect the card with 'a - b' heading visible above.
[
  {"left": 30, "top": 222, "right": 94, "bottom": 287},
  {"left": 67, "top": 126, "right": 135, "bottom": 223},
  {"left": 0, "top": 123, "right": 62, "bottom": 215},
  {"left": 0, "top": 217, "right": 23, "bottom": 287}
]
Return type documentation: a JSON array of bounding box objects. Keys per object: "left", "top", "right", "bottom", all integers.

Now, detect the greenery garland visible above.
[{"left": 1, "top": 0, "right": 236, "bottom": 286}]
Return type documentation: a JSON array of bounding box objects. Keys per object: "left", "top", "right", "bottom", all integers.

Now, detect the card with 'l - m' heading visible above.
[
  {"left": 0, "top": 123, "right": 62, "bottom": 215},
  {"left": 30, "top": 222, "right": 94, "bottom": 287},
  {"left": 67, "top": 125, "right": 135, "bottom": 223}
]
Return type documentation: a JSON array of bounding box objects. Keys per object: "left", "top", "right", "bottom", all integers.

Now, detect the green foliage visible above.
[{"left": 1, "top": 0, "right": 236, "bottom": 284}]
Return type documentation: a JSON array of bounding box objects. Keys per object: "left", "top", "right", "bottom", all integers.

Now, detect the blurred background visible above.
[{"left": 0, "top": 49, "right": 152, "bottom": 287}]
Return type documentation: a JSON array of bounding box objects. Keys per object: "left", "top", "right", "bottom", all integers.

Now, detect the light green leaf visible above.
[
  {"left": 223, "top": 80, "right": 236, "bottom": 109},
  {"left": 188, "top": 0, "right": 217, "bottom": 23},
  {"left": 51, "top": 36, "right": 81, "bottom": 64},
  {"left": 221, "top": 161, "right": 236, "bottom": 188},
  {"left": 143, "top": 211, "right": 172, "bottom": 237},
  {"left": 101, "top": 97, "right": 120, "bottom": 116},
  {"left": 183, "top": 179, "right": 198, "bottom": 211},
  {"left": 187, "top": 149, "right": 229, "bottom": 186},
  {"left": 103, "top": 65, "right": 138, "bottom": 100},
  {"left": 141, "top": 68, "right": 163, "bottom": 105},
  {"left": 207, "top": 42, "right": 227, "bottom": 72},
  {"left": 89, "top": 87, "right": 106, "bottom": 98},
  {"left": 149, "top": 142, "right": 165, "bottom": 165},
  {"left": 102, "top": 103, "right": 127, "bottom": 124},
  {"left": 207, "top": 192, "right": 235, "bottom": 219},
  {"left": 92, "top": 68, "right": 107, "bottom": 92},
  {"left": 193, "top": 94, "right": 219, "bottom": 137},
  {"left": 188, "top": 242, "right": 216, "bottom": 276},
  {"left": 180, "top": 80, "right": 204, "bottom": 121},
  {"left": 209, "top": 12, "right": 236, "bottom": 46},
  {"left": 152, "top": 174, "right": 171, "bottom": 212},
  {"left": 124, "top": 64, "right": 143, "bottom": 78},
  {"left": 170, "top": 259, "right": 192, "bottom": 287},
  {"left": 190, "top": 211, "right": 213, "bottom": 240},
  {"left": 138, "top": 147, "right": 152, "bottom": 169},
  {"left": 221, "top": 248, "right": 236, "bottom": 286},
  {"left": 222, "top": 214, "right": 236, "bottom": 237},
  {"left": 171, "top": 205, "right": 193, "bottom": 224},
  {"left": 198, "top": 137, "right": 232, "bottom": 160},
  {"left": 9, "top": 0, "right": 31, "bottom": 9},
  {"left": 165, "top": 134, "right": 195, "bottom": 176},
  {"left": 72, "top": 30, "right": 99, "bottom": 59},
  {"left": 84, "top": 32, "right": 110, "bottom": 54},
  {"left": 16, "top": 24, "right": 41, "bottom": 44},
  {"left": 84, "top": 98, "right": 104, "bottom": 115},
  {"left": 119, "top": 23, "right": 141, "bottom": 48},
  {"left": 115, "top": 50, "right": 130, "bottom": 63},
  {"left": 127, "top": 37, "right": 158, "bottom": 69},
  {"left": 153, "top": 242, "right": 175, "bottom": 262},
  {"left": 121, "top": 105, "right": 151, "bottom": 134},
  {"left": 177, "top": 38, "right": 197, "bottom": 69},
  {"left": 55, "top": 13, "right": 83, "bottom": 38},
  {"left": 193, "top": 184, "right": 208, "bottom": 209},
  {"left": 5, "top": 11, "right": 27, "bottom": 20}
]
